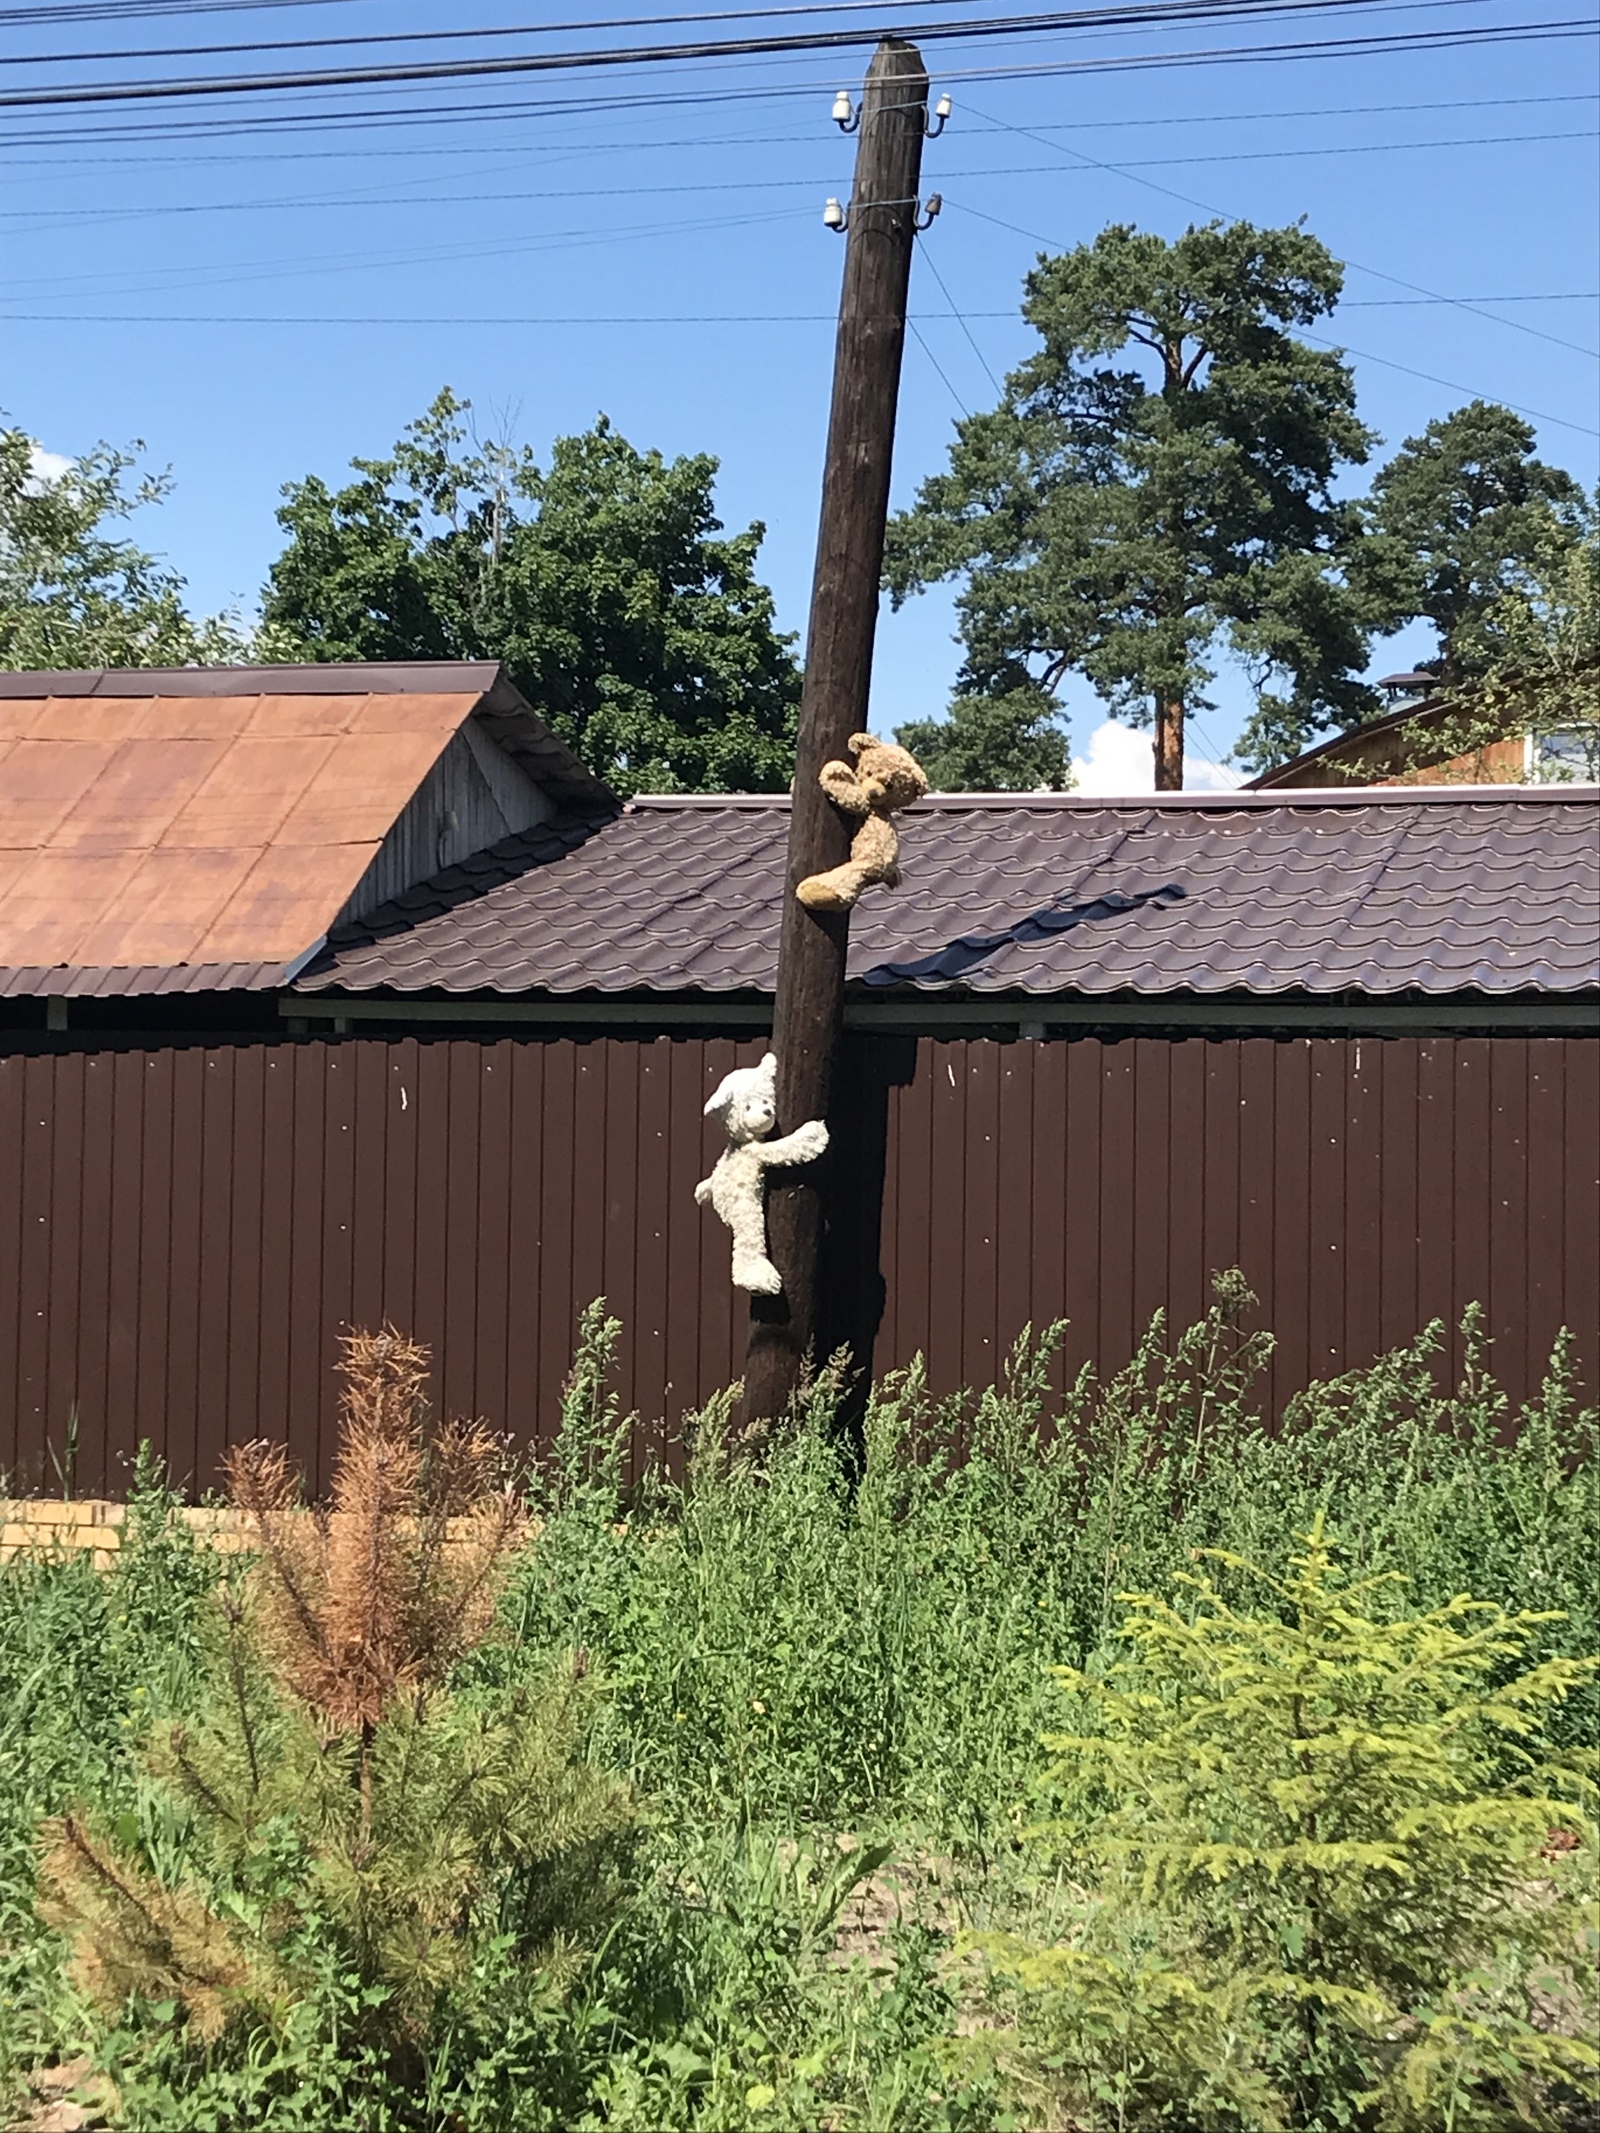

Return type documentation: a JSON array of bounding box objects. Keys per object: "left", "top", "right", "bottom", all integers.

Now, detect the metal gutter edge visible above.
[{"left": 278, "top": 995, "right": 1600, "bottom": 1034}]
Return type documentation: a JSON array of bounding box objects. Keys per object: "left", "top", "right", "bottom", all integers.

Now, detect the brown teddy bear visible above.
[{"left": 795, "top": 731, "right": 928, "bottom": 913}]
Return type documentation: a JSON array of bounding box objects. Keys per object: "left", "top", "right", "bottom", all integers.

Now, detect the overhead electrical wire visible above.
[
  {"left": 7, "top": 0, "right": 997, "bottom": 64},
  {"left": 956, "top": 97, "right": 1600, "bottom": 359},
  {"left": 27, "top": 21, "right": 1600, "bottom": 140},
  {"left": 1, "top": 87, "right": 1588, "bottom": 168},
  {"left": 7, "top": 16, "right": 1594, "bottom": 145},
  {"left": 7, "top": 299, "right": 1591, "bottom": 322},
  {"left": 6, "top": 0, "right": 1591, "bottom": 438},
  {"left": 0, "top": 0, "right": 375, "bottom": 20},
  {"left": 1, "top": 199, "right": 806, "bottom": 299},
  {"left": 7, "top": 128, "right": 1591, "bottom": 232},
  {"left": 0, "top": 0, "right": 1557, "bottom": 106},
  {"left": 947, "top": 196, "right": 1600, "bottom": 429},
  {"left": 916, "top": 231, "right": 1006, "bottom": 390},
  {"left": 908, "top": 316, "right": 973, "bottom": 412}
]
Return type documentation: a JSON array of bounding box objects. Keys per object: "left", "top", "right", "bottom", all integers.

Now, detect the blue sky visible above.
[{"left": 4, "top": 0, "right": 1596, "bottom": 788}]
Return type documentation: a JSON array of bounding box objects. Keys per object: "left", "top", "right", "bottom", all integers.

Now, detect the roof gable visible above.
[{"left": 0, "top": 663, "right": 613, "bottom": 991}]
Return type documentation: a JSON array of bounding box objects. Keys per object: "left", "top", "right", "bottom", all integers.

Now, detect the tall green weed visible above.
[{"left": 3, "top": 1290, "right": 1594, "bottom": 2130}]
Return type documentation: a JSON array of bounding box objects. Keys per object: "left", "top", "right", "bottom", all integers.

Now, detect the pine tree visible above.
[
  {"left": 1370, "top": 400, "right": 1583, "bottom": 685},
  {"left": 885, "top": 220, "right": 1404, "bottom": 787}
]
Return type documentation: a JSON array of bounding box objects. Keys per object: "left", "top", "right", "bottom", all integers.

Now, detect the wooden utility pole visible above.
[{"left": 744, "top": 36, "right": 930, "bottom": 1422}]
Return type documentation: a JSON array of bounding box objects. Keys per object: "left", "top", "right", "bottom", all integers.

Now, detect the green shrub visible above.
[{"left": 972, "top": 1517, "right": 1598, "bottom": 2129}]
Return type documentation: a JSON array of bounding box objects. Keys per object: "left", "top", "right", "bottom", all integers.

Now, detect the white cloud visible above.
[
  {"left": 25, "top": 442, "right": 73, "bottom": 493},
  {"left": 1185, "top": 750, "right": 1246, "bottom": 793},
  {"left": 1071, "top": 718, "right": 1244, "bottom": 795}
]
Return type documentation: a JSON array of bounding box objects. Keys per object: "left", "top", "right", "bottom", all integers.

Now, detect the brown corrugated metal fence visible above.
[{"left": 2, "top": 1034, "right": 1595, "bottom": 1496}]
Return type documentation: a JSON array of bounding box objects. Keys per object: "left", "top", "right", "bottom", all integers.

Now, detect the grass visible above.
[{"left": 1, "top": 1284, "right": 1595, "bottom": 2130}]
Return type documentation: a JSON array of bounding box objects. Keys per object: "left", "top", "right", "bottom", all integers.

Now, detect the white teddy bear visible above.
[{"left": 694, "top": 1052, "right": 829, "bottom": 1295}]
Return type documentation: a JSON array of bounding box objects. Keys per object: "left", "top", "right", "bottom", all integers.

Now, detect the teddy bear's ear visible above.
[{"left": 704, "top": 1067, "right": 741, "bottom": 1118}]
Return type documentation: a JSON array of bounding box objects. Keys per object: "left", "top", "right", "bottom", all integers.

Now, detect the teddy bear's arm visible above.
[
  {"left": 694, "top": 1175, "right": 714, "bottom": 1206},
  {"left": 756, "top": 1119, "right": 829, "bottom": 1169},
  {"left": 818, "top": 759, "right": 869, "bottom": 814}
]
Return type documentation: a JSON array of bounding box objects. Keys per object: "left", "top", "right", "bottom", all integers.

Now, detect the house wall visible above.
[
  {"left": 1, "top": 1032, "right": 1594, "bottom": 1497},
  {"left": 1378, "top": 736, "right": 1526, "bottom": 787},
  {"left": 1265, "top": 725, "right": 1526, "bottom": 789}
]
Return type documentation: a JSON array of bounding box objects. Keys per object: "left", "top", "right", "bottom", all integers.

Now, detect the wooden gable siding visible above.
[{"left": 336, "top": 714, "right": 555, "bottom": 927}]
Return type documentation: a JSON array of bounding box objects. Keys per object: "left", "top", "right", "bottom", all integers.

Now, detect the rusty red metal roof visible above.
[
  {"left": 300, "top": 787, "right": 1600, "bottom": 1001},
  {"left": 0, "top": 663, "right": 609, "bottom": 994}
]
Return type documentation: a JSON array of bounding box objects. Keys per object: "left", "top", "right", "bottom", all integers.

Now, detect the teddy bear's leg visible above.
[
  {"left": 731, "top": 1245, "right": 783, "bottom": 1294},
  {"left": 795, "top": 858, "right": 872, "bottom": 912},
  {"left": 729, "top": 1208, "right": 782, "bottom": 1292},
  {"left": 851, "top": 815, "right": 901, "bottom": 886},
  {"left": 725, "top": 1170, "right": 784, "bottom": 1293}
]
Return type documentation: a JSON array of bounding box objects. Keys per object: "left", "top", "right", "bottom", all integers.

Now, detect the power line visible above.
[
  {"left": 14, "top": 130, "right": 1594, "bottom": 304},
  {"left": 1, "top": 88, "right": 1587, "bottom": 166},
  {"left": 9, "top": 16, "right": 1591, "bottom": 147},
  {"left": 8, "top": 297, "right": 1591, "bottom": 323},
  {"left": 918, "top": 228, "right": 1006, "bottom": 392},
  {"left": 909, "top": 316, "right": 973, "bottom": 411},
  {"left": 0, "top": 0, "right": 1554, "bottom": 106},
  {"left": 9, "top": 129, "right": 1591, "bottom": 232},
  {"left": 9, "top": 0, "right": 994, "bottom": 66},
  {"left": 0, "top": 0, "right": 372, "bottom": 20},
  {"left": 0, "top": 202, "right": 805, "bottom": 301},
  {"left": 958, "top": 98, "right": 1600, "bottom": 359}
]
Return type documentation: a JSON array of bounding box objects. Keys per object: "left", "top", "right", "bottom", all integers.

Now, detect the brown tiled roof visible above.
[
  {"left": 301, "top": 787, "right": 1600, "bottom": 1000},
  {"left": 0, "top": 662, "right": 609, "bottom": 993}
]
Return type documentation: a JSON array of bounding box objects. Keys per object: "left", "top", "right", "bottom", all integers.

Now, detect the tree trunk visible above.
[{"left": 1155, "top": 697, "right": 1184, "bottom": 790}]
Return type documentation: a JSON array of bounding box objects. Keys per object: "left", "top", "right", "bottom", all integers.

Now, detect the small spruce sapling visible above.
[
  {"left": 971, "top": 1516, "right": 1598, "bottom": 2130},
  {"left": 38, "top": 1328, "right": 633, "bottom": 2058}
]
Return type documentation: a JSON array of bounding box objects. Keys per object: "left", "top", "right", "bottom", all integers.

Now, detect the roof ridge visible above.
[
  {"left": 621, "top": 786, "right": 1600, "bottom": 812},
  {"left": 0, "top": 660, "right": 506, "bottom": 699}
]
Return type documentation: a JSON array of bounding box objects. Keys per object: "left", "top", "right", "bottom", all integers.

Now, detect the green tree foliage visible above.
[
  {"left": 262, "top": 389, "right": 800, "bottom": 796},
  {"left": 0, "top": 425, "right": 244, "bottom": 671},
  {"left": 1369, "top": 401, "right": 1584, "bottom": 685},
  {"left": 1357, "top": 487, "right": 1600, "bottom": 786},
  {"left": 885, "top": 221, "right": 1401, "bottom": 788},
  {"left": 973, "top": 1520, "right": 1599, "bottom": 2129},
  {"left": 897, "top": 682, "right": 1074, "bottom": 791}
]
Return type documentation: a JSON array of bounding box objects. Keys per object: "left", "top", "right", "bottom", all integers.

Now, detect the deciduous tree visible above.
[
  {"left": 263, "top": 389, "right": 800, "bottom": 796},
  {"left": 0, "top": 424, "right": 241, "bottom": 670}
]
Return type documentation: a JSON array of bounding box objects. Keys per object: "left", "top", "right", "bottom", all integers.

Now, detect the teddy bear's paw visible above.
[{"left": 734, "top": 1254, "right": 783, "bottom": 1295}]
